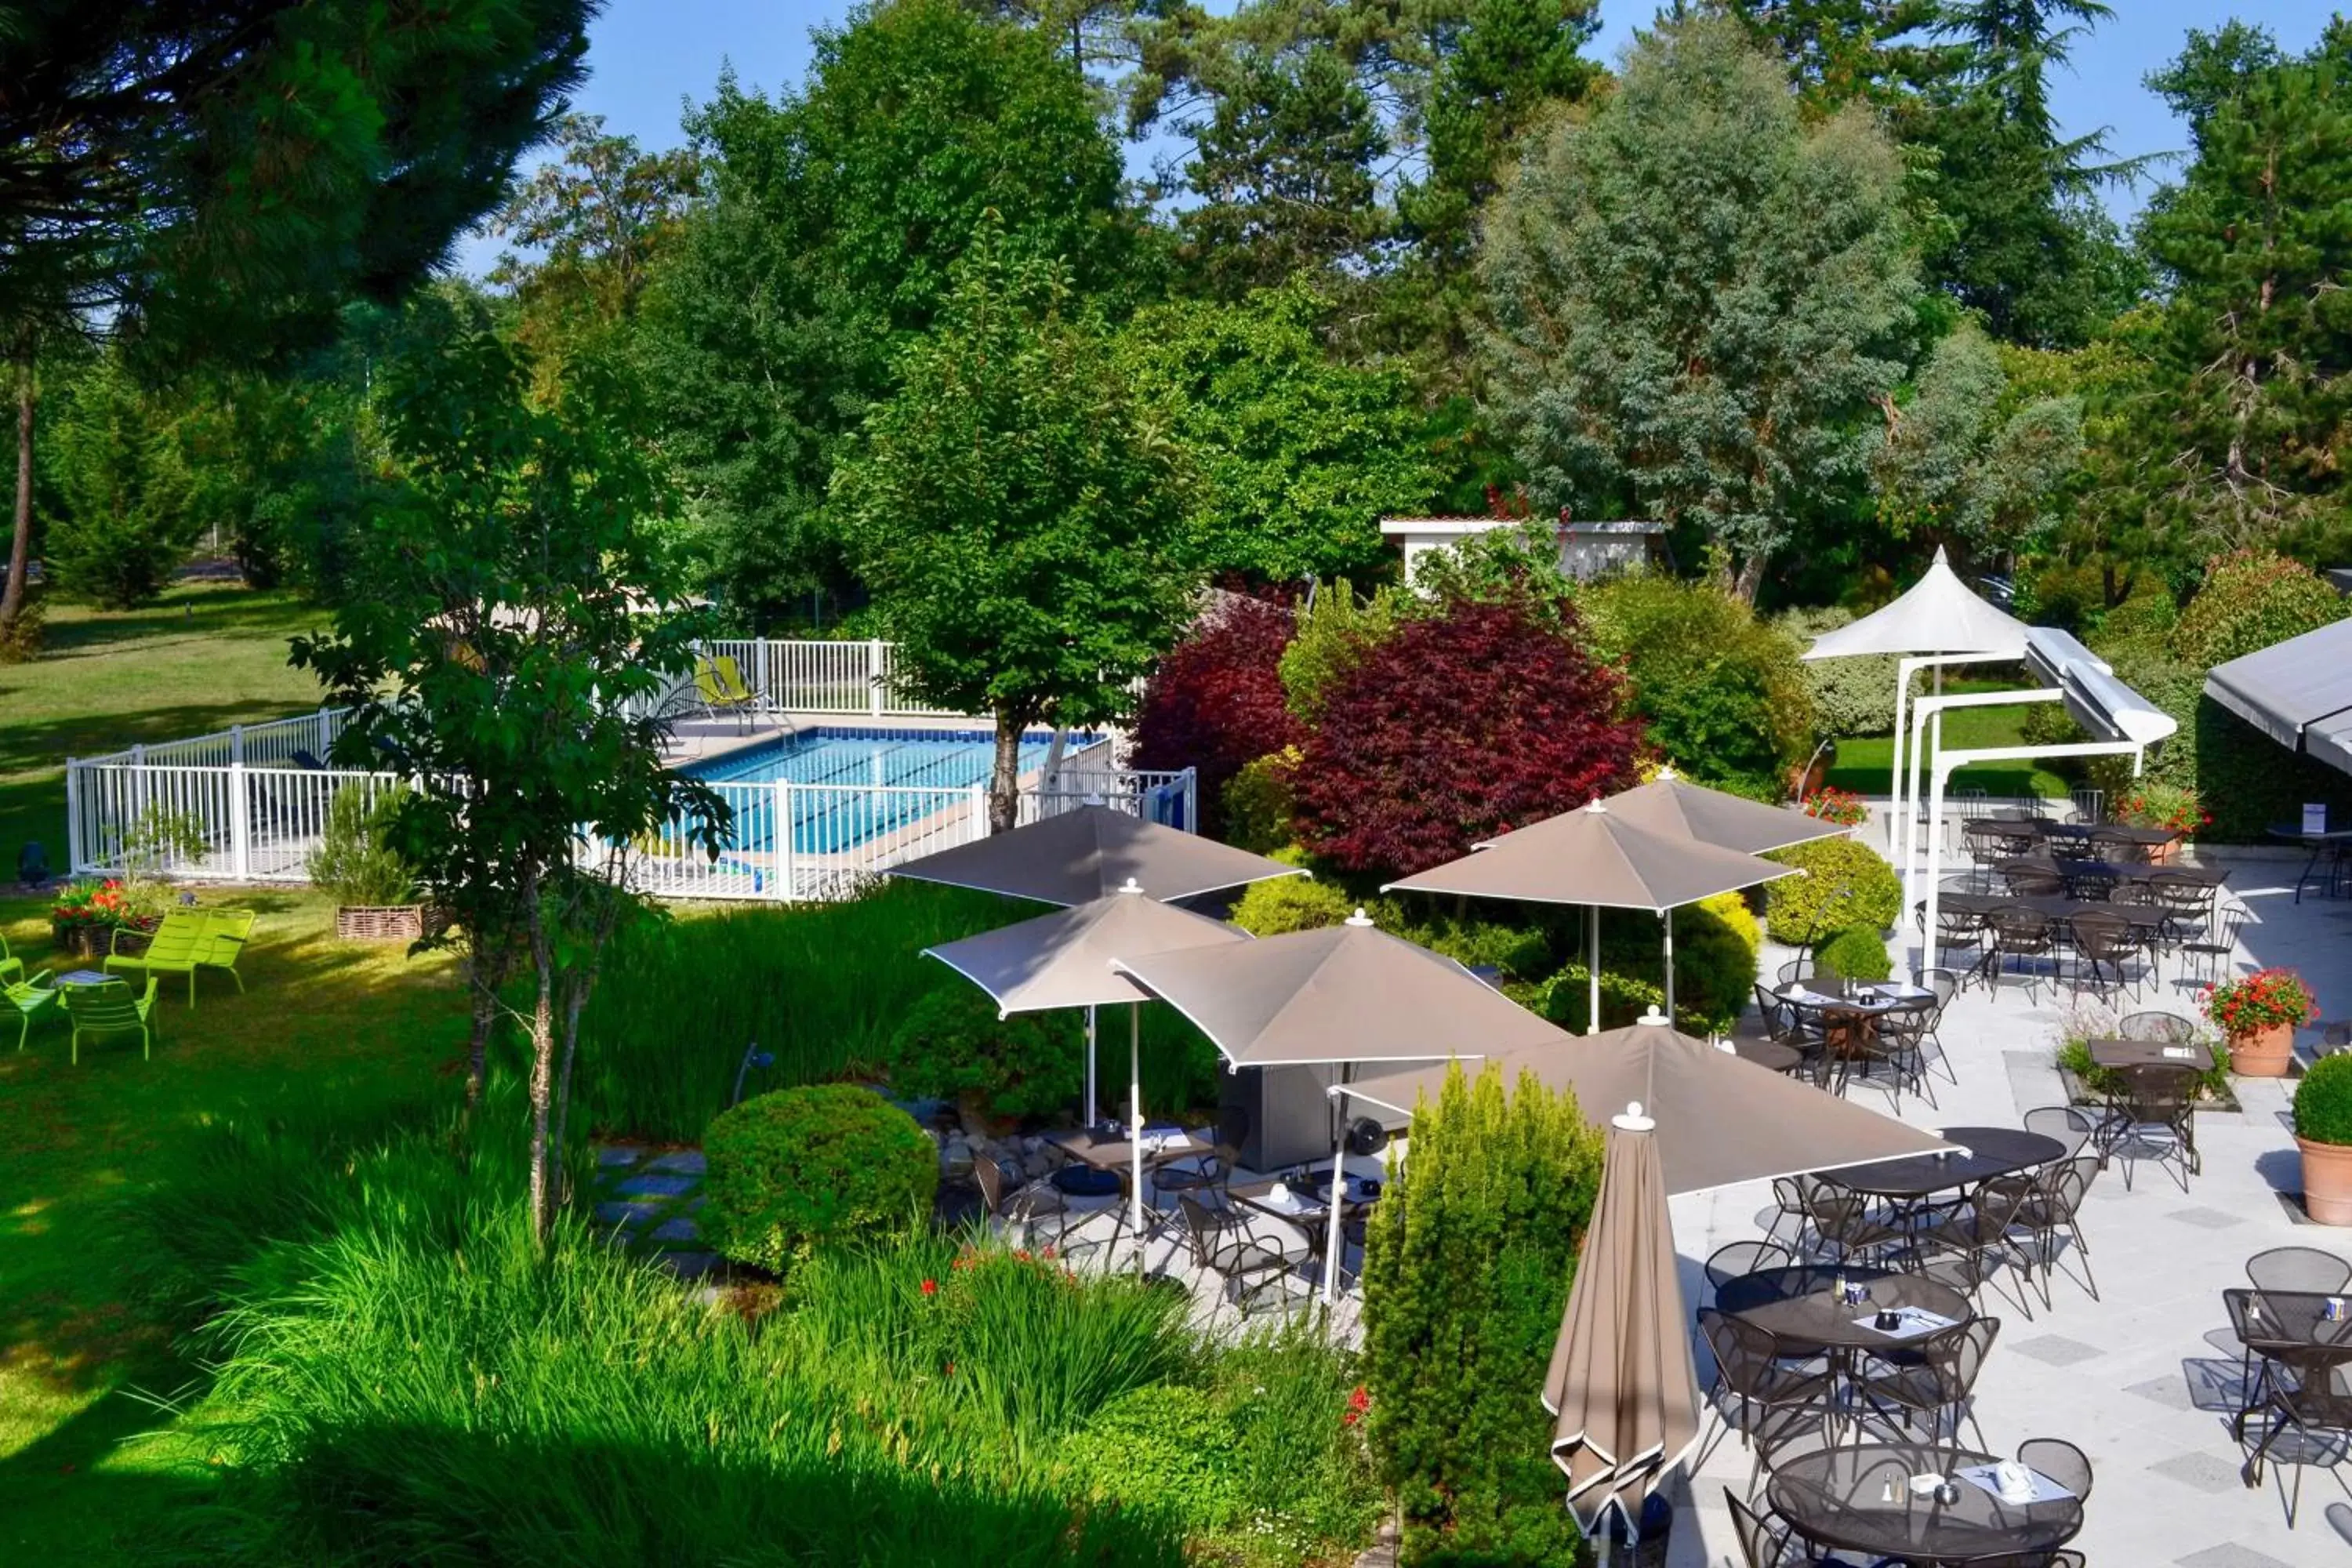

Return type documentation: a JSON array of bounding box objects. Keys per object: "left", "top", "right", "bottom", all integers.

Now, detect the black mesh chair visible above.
[
  {"left": 1986, "top": 906, "right": 2057, "bottom": 1000},
  {"left": 1854, "top": 1315, "right": 2002, "bottom": 1453},
  {"left": 2118, "top": 1010, "right": 2197, "bottom": 1044},
  {"left": 2066, "top": 910, "right": 2140, "bottom": 1000},
  {"left": 1178, "top": 1195, "right": 1309, "bottom": 1316},
  {"left": 2096, "top": 1063, "right": 2201, "bottom": 1192},
  {"left": 2241, "top": 1363, "right": 2352, "bottom": 1526},
  {"left": 973, "top": 1156, "right": 1094, "bottom": 1257},
  {"left": 2247, "top": 1246, "right": 2352, "bottom": 1297},
  {"left": 2012, "top": 1152, "right": 2103, "bottom": 1308},
  {"left": 1933, "top": 904, "right": 1991, "bottom": 982},
  {"left": 1725, "top": 1490, "right": 1794, "bottom": 1568},
  {"left": 1153, "top": 1103, "right": 1248, "bottom": 1207},
  {"left": 1858, "top": 1000, "right": 1939, "bottom": 1112},
  {"left": 2087, "top": 826, "right": 2151, "bottom": 864},
  {"left": 1803, "top": 1180, "right": 1910, "bottom": 1267},
  {"left": 2181, "top": 904, "right": 2247, "bottom": 986},
  {"left": 1706, "top": 1240, "right": 1796, "bottom": 1294},
  {"left": 1907, "top": 1187, "right": 2035, "bottom": 1319},
  {"left": 1697, "top": 1308, "right": 1835, "bottom": 1482},
  {"left": 1997, "top": 859, "right": 2066, "bottom": 898}
]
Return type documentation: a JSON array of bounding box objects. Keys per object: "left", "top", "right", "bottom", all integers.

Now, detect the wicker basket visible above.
[{"left": 336, "top": 904, "right": 426, "bottom": 942}]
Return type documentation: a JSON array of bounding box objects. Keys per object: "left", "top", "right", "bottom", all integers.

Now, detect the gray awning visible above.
[{"left": 2205, "top": 618, "right": 2352, "bottom": 774}]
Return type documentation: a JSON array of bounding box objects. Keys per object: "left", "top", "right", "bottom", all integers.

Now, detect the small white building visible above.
[{"left": 1379, "top": 515, "right": 1668, "bottom": 586}]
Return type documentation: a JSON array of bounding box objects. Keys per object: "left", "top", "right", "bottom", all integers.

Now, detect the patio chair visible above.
[
  {"left": 1725, "top": 1490, "right": 1790, "bottom": 1568},
  {"left": 1906, "top": 1187, "right": 2035, "bottom": 1319},
  {"left": 2247, "top": 1246, "right": 2352, "bottom": 1297},
  {"left": 1985, "top": 906, "right": 2057, "bottom": 1000},
  {"left": 61, "top": 977, "right": 158, "bottom": 1064},
  {"left": 1762, "top": 1175, "right": 1812, "bottom": 1250},
  {"left": 1697, "top": 1308, "right": 1835, "bottom": 1483},
  {"left": 1152, "top": 1103, "right": 1247, "bottom": 1209},
  {"left": 6, "top": 972, "right": 61, "bottom": 1051},
  {"left": 1777, "top": 958, "right": 1842, "bottom": 992},
  {"left": 1177, "top": 1195, "right": 1309, "bottom": 1316},
  {"left": 2086, "top": 826, "right": 2150, "bottom": 864},
  {"left": 1996, "top": 860, "right": 2065, "bottom": 898},
  {"left": 2147, "top": 871, "right": 2216, "bottom": 947},
  {"left": 1933, "top": 904, "right": 1991, "bottom": 982},
  {"left": 2118, "top": 1010, "right": 2197, "bottom": 1044},
  {"left": 0, "top": 931, "right": 19, "bottom": 985},
  {"left": 1861, "top": 1000, "right": 1940, "bottom": 1112},
  {"left": 2241, "top": 1363, "right": 2352, "bottom": 1526},
  {"left": 2010, "top": 1152, "right": 2103, "bottom": 1308},
  {"left": 1914, "top": 968, "right": 1964, "bottom": 1084},
  {"left": 1704, "top": 1240, "right": 1795, "bottom": 1295},
  {"left": 103, "top": 908, "right": 253, "bottom": 1006},
  {"left": 2020, "top": 1105, "right": 2099, "bottom": 1159},
  {"left": 693, "top": 654, "right": 759, "bottom": 731},
  {"left": 2180, "top": 903, "right": 2248, "bottom": 987},
  {"left": 2070, "top": 786, "right": 2105, "bottom": 826},
  {"left": 2095, "top": 1062, "right": 2201, "bottom": 1192},
  {"left": 1855, "top": 1315, "right": 2002, "bottom": 1454},
  {"left": 972, "top": 1156, "right": 1098, "bottom": 1258},
  {"left": 2065, "top": 910, "right": 2140, "bottom": 1000},
  {"left": 1802, "top": 1180, "right": 1911, "bottom": 1268}
]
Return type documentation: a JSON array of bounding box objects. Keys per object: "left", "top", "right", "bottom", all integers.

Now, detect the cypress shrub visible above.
[{"left": 1361, "top": 1063, "right": 1603, "bottom": 1566}]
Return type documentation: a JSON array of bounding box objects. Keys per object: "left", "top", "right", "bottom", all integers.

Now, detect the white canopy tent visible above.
[{"left": 1800, "top": 546, "right": 2028, "bottom": 895}]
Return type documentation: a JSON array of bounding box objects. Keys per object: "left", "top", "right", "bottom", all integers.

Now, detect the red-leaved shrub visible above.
[
  {"left": 1292, "top": 597, "right": 1642, "bottom": 877},
  {"left": 1131, "top": 596, "right": 1303, "bottom": 835}
]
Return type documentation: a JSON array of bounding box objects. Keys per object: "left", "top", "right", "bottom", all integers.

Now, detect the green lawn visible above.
[
  {"left": 1821, "top": 686, "right": 2074, "bottom": 802},
  {"left": 0, "top": 584, "right": 331, "bottom": 862}
]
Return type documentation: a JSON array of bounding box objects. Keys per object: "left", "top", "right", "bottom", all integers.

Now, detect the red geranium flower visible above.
[{"left": 920, "top": 1278, "right": 938, "bottom": 1297}]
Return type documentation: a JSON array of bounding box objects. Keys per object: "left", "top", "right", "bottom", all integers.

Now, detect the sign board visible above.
[{"left": 2305, "top": 803, "right": 2330, "bottom": 835}]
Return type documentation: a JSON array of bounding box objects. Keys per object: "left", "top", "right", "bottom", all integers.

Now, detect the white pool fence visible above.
[{"left": 65, "top": 644, "right": 1196, "bottom": 902}]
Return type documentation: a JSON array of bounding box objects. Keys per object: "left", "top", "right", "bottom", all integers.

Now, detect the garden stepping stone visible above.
[
  {"left": 614, "top": 1172, "right": 699, "bottom": 1199},
  {"left": 590, "top": 1142, "right": 721, "bottom": 1276},
  {"left": 645, "top": 1149, "right": 706, "bottom": 1175}
]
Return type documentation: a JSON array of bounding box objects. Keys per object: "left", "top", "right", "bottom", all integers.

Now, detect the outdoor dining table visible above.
[
  {"left": 1046, "top": 1127, "right": 1210, "bottom": 1240},
  {"left": 2268, "top": 822, "right": 2352, "bottom": 902},
  {"left": 1777, "top": 983, "right": 1931, "bottom": 1082},
  {"left": 2223, "top": 1288, "right": 2352, "bottom": 1440},
  {"left": 1933, "top": 891, "right": 2169, "bottom": 937},
  {"left": 2042, "top": 819, "right": 2179, "bottom": 852},
  {"left": 1824, "top": 1126, "right": 2066, "bottom": 1230},
  {"left": 1227, "top": 1174, "right": 1377, "bottom": 1247},
  {"left": 1767, "top": 1441, "right": 2086, "bottom": 1567},
  {"left": 2087, "top": 1036, "right": 2215, "bottom": 1072},
  {"left": 1715, "top": 1264, "right": 1972, "bottom": 1371}
]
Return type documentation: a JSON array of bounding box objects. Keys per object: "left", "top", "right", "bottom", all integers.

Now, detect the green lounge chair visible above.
[
  {"left": 62, "top": 977, "right": 158, "bottom": 1063},
  {"left": 694, "top": 654, "right": 758, "bottom": 731},
  {"left": 6, "top": 973, "right": 60, "bottom": 1052},
  {"left": 103, "top": 908, "right": 254, "bottom": 1006},
  {"left": 0, "top": 931, "right": 20, "bottom": 985}
]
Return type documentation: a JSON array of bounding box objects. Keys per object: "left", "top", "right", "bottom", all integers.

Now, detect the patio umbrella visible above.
[
  {"left": 1798, "top": 546, "right": 2029, "bottom": 882},
  {"left": 887, "top": 804, "right": 1305, "bottom": 907},
  {"left": 891, "top": 804, "right": 1301, "bottom": 1121},
  {"left": 1544, "top": 1106, "right": 1700, "bottom": 1541},
  {"left": 923, "top": 883, "right": 1251, "bottom": 1250},
  {"left": 1113, "top": 911, "right": 1576, "bottom": 1300},
  {"left": 1384, "top": 800, "right": 1798, "bottom": 1033},
  {"left": 1338, "top": 1011, "right": 1952, "bottom": 1196},
  {"left": 1601, "top": 769, "right": 1851, "bottom": 857}
]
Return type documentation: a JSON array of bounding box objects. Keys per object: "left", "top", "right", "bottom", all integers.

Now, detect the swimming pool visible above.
[{"left": 685, "top": 726, "right": 1080, "bottom": 857}]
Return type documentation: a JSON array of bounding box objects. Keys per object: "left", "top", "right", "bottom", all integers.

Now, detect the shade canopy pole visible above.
[
  {"left": 1588, "top": 904, "right": 1601, "bottom": 1036},
  {"left": 1662, "top": 906, "right": 1675, "bottom": 1028},
  {"left": 1322, "top": 1081, "right": 1350, "bottom": 1305},
  {"left": 1130, "top": 1001, "right": 1145, "bottom": 1277},
  {"left": 1084, "top": 1004, "right": 1098, "bottom": 1128}
]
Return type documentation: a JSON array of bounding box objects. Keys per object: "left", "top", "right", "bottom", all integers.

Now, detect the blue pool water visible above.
[{"left": 687, "top": 727, "right": 1071, "bottom": 856}]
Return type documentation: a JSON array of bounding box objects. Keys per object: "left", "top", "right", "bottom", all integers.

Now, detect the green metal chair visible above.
[
  {"left": 103, "top": 908, "right": 253, "bottom": 1005},
  {"left": 5, "top": 972, "right": 60, "bottom": 1051},
  {"left": 0, "top": 931, "right": 20, "bottom": 985},
  {"left": 62, "top": 976, "right": 158, "bottom": 1063}
]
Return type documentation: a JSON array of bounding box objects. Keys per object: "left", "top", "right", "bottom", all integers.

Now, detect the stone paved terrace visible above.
[{"left": 1664, "top": 841, "right": 2352, "bottom": 1566}]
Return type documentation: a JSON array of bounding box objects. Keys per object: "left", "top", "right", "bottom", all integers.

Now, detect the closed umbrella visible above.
[
  {"left": 1385, "top": 800, "right": 1798, "bottom": 1032},
  {"left": 892, "top": 804, "right": 1301, "bottom": 1122},
  {"left": 1114, "top": 911, "right": 1575, "bottom": 1301},
  {"left": 924, "top": 884, "right": 1250, "bottom": 1258},
  {"left": 1545, "top": 1106, "right": 1699, "bottom": 1541}
]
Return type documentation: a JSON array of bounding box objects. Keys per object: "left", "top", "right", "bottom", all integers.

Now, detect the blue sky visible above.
[{"left": 456, "top": 0, "right": 2335, "bottom": 274}]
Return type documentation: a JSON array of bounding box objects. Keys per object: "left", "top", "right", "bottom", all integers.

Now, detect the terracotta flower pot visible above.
[
  {"left": 2299, "top": 1136, "right": 2352, "bottom": 1225},
  {"left": 2147, "top": 839, "right": 2179, "bottom": 866},
  {"left": 2230, "top": 1022, "right": 2296, "bottom": 1078}
]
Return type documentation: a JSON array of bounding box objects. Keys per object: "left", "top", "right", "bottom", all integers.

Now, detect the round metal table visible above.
[
  {"left": 1831, "top": 1126, "right": 2065, "bottom": 1200},
  {"left": 1715, "top": 1265, "right": 1972, "bottom": 1352},
  {"left": 1769, "top": 1442, "right": 2084, "bottom": 1567}
]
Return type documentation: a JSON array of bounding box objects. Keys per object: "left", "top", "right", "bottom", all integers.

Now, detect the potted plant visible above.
[
  {"left": 307, "top": 785, "right": 425, "bottom": 942},
  {"left": 1802, "top": 786, "right": 1868, "bottom": 828},
  {"left": 2293, "top": 1054, "right": 2352, "bottom": 1225},
  {"left": 2115, "top": 782, "right": 2209, "bottom": 864},
  {"left": 2201, "top": 967, "right": 2318, "bottom": 1078},
  {"left": 49, "top": 877, "right": 161, "bottom": 959}
]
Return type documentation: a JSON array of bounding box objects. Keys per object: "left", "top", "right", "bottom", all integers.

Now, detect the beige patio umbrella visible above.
[
  {"left": 1545, "top": 1106, "right": 1699, "bottom": 1541},
  {"left": 888, "top": 804, "right": 1305, "bottom": 907},
  {"left": 1385, "top": 799, "right": 1798, "bottom": 1032},
  {"left": 923, "top": 883, "right": 1251, "bottom": 1259},
  {"left": 891, "top": 804, "right": 1301, "bottom": 1122},
  {"left": 1114, "top": 912, "right": 1575, "bottom": 1301},
  {"left": 1602, "top": 768, "right": 1852, "bottom": 856}
]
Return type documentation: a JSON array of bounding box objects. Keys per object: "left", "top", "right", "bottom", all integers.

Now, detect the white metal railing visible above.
[
  {"left": 693, "top": 638, "right": 963, "bottom": 717},
  {"left": 69, "top": 763, "right": 402, "bottom": 883}
]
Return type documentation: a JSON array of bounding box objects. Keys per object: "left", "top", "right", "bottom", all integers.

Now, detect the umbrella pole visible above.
[
  {"left": 1588, "top": 905, "right": 1601, "bottom": 1036},
  {"left": 1130, "top": 1002, "right": 1145, "bottom": 1278},
  {"left": 1663, "top": 906, "right": 1675, "bottom": 1029},
  {"left": 1322, "top": 1071, "right": 1349, "bottom": 1306},
  {"left": 1084, "top": 1004, "right": 1098, "bottom": 1129}
]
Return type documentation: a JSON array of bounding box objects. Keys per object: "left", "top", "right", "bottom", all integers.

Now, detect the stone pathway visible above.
[{"left": 587, "top": 1144, "right": 722, "bottom": 1280}]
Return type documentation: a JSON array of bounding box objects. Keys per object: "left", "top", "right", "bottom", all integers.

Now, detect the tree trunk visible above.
[
  {"left": 988, "top": 708, "right": 1029, "bottom": 835},
  {"left": 1731, "top": 551, "right": 1768, "bottom": 605},
  {"left": 465, "top": 969, "right": 497, "bottom": 1109},
  {"left": 0, "top": 349, "right": 34, "bottom": 639},
  {"left": 525, "top": 901, "right": 557, "bottom": 1242}
]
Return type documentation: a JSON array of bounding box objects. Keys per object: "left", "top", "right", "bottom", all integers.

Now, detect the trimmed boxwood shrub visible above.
[
  {"left": 876, "top": 986, "right": 1083, "bottom": 1120},
  {"left": 1765, "top": 837, "right": 1901, "bottom": 945},
  {"left": 1815, "top": 926, "right": 1893, "bottom": 983},
  {"left": 2296, "top": 1055, "right": 2352, "bottom": 1147},
  {"left": 700, "top": 1086, "right": 938, "bottom": 1274},
  {"left": 1230, "top": 869, "right": 1357, "bottom": 935}
]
